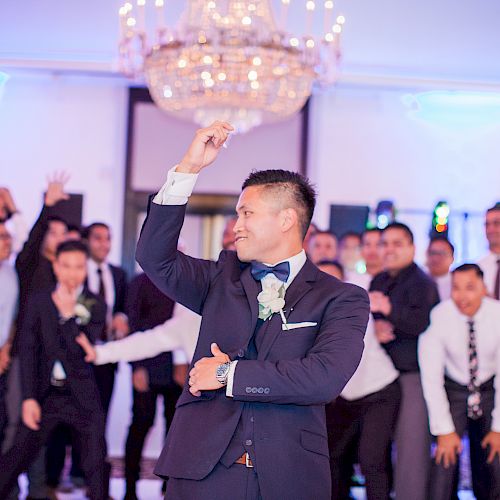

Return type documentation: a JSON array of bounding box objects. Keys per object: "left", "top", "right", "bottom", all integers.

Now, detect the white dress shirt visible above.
[
  {"left": 153, "top": 166, "right": 307, "bottom": 396},
  {"left": 6, "top": 212, "right": 29, "bottom": 256},
  {"left": 478, "top": 252, "right": 500, "bottom": 298},
  {"left": 341, "top": 272, "right": 399, "bottom": 400},
  {"left": 418, "top": 298, "right": 500, "bottom": 435},
  {"left": 433, "top": 272, "right": 452, "bottom": 301},
  {"left": 94, "top": 304, "right": 200, "bottom": 365},
  {"left": 0, "top": 261, "right": 18, "bottom": 347},
  {"left": 87, "top": 259, "right": 116, "bottom": 333}
]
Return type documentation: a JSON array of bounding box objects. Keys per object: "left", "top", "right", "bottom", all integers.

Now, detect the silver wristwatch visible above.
[{"left": 216, "top": 361, "right": 232, "bottom": 386}]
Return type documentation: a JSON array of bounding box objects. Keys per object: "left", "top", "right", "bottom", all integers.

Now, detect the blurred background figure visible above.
[
  {"left": 426, "top": 237, "right": 455, "bottom": 301},
  {"left": 317, "top": 259, "right": 344, "bottom": 281},
  {"left": 478, "top": 204, "right": 500, "bottom": 300},
  {"left": 308, "top": 230, "right": 338, "bottom": 264},
  {"left": 339, "top": 232, "right": 362, "bottom": 276}
]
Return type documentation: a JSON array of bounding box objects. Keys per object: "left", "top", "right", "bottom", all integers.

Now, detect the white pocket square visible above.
[{"left": 282, "top": 321, "right": 318, "bottom": 331}]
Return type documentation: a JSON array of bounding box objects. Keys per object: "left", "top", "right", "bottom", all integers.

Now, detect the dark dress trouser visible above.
[
  {"left": 430, "top": 377, "right": 500, "bottom": 500},
  {"left": 0, "top": 373, "right": 7, "bottom": 448},
  {"left": 327, "top": 379, "right": 401, "bottom": 500},
  {"left": 0, "top": 388, "right": 109, "bottom": 500},
  {"left": 125, "top": 383, "right": 181, "bottom": 492}
]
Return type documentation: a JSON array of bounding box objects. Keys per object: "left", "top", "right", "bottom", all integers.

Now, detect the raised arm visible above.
[
  {"left": 77, "top": 304, "right": 201, "bottom": 365},
  {"left": 136, "top": 121, "right": 234, "bottom": 314}
]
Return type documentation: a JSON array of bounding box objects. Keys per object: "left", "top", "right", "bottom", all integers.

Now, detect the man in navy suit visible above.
[
  {"left": 0, "top": 240, "right": 109, "bottom": 500},
  {"left": 136, "top": 121, "right": 369, "bottom": 499}
]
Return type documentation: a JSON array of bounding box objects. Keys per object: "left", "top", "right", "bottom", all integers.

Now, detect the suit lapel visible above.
[
  {"left": 257, "top": 259, "right": 318, "bottom": 360},
  {"left": 236, "top": 264, "right": 261, "bottom": 346}
]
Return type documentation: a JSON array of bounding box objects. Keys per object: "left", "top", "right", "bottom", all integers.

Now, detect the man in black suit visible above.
[
  {"left": 0, "top": 240, "right": 109, "bottom": 500},
  {"left": 123, "top": 272, "right": 183, "bottom": 500},
  {"left": 136, "top": 121, "right": 369, "bottom": 499},
  {"left": 83, "top": 222, "right": 128, "bottom": 414},
  {"left": 13, "top": 173, "right": 69, "bottom": 499},
  {"left": 47, "top": 222, "right": 129, "bottom": 490}
]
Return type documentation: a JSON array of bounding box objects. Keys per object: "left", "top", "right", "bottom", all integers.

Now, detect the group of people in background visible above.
[
  {"left": 303, "top": 204, "right": 500, "bottom": 500},
  {"left": 0, "top": 172, "right": 500, "bottom": 500}
]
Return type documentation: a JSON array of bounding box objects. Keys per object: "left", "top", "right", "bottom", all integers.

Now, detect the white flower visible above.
[
  {"left": 74, "top": 303, "right": 91, "bottom": 325},
  {"left": 258, "top": 284, "right": 286, "bottom": 321},
  {"left": 257, "top": 288, "right": 280, "bottom": 304},
  {"left": 268, "top": 297, "right": 285, "bottom": 312}
]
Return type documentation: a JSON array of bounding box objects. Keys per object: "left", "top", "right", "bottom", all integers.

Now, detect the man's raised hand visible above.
[
  {"left": 177, "top": 121, "right": 234, "bottom": 174},
  {"left": 45, "top": 171, "right": 70, "bottom": 207}
]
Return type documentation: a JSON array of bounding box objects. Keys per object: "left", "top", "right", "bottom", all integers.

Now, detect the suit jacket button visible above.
[
  {"left": 238, "top": 349, "right": 245, "bottom": 358},
  {"left": 257, "top": 387, "right": 264, "bottom": 394},
  {"left": 245, "top": 387, "right": 252, "bottom": 393},
  {"left": 245, "top": 439, "right": 253, "bottom": 446},
  {"left": 251, "top": 387, "right": 258, "bottom": 394},
  {"left": 264, "top": 388, "right": 270, "bottom": 394}
]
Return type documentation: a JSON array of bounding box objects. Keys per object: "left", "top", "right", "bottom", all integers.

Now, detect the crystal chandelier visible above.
[{"left": 118, "top": 0, "right": 344, "bottom": 133}]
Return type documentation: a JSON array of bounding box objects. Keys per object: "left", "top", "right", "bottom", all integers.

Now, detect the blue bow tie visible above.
[{"left": 250, "top": 261, "right": 290, "bottom": 282}]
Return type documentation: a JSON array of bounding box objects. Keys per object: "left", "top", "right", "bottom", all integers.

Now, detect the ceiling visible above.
[{"left": 0, "top": 0, "right": 499, "bottom": 85}]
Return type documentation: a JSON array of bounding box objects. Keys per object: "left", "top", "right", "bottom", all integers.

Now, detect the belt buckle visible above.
[{"left": 245, "top": 453, "right": 253, "bottom": 468}]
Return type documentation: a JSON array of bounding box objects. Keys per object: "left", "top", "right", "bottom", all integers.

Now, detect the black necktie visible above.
[
  {"left": 97, "top": 267, "right": 106, "bottom": 301},
  {"left": 467, "top": 319, "right": 482, "bottom": 419},
  {"left": 494, "top": 258, "right": 500, "bottom": 300},
  {"left": 250, "top": 261, "right": 290, "bottom": 282},
  {"left": 97, "top": 267, "right": 108, "bottom": 341}
]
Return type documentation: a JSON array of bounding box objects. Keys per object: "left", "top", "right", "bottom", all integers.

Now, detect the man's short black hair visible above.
[
  {"left": 429, "top": 236, "right": 455, "bottom": 255},
  {"left": 339, "top": 231, "right": 361, "bottom": 244},
  {"left": 311, "top": 230, "right": 338, "bottom": 241},
  {"left": 55, "top": 240, "right": 89, "bottom": 258},
  {"left": 47, "top": 216, "right": 68, "bottom": 228},
  {"left": 486, "top": 203, "right": 500, "bottom": 215},
  {"left": 242, "top": 169, "right": 316, "bottom": 239},
  {"left": 382, "top": 222, "right": 414, "bottom": 244},
  {"left": 316, "top": 259, "right": 344, "bottom": 279},
  {"left": 82, "top": 222, "right": 110, "bottom": 240},
  {"left": 452, "top": 263, "right": 484, "bottom": 279},
  {"left": 361, "top": 228, "right": 382, "bottom": 243}
]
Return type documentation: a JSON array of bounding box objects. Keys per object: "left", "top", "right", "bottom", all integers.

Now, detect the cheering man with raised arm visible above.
[{"left": 136, "top": 121, "right": 369, "bottom": 500}]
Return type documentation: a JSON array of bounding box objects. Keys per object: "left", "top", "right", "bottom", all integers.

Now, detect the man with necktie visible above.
[
  {"left": 135, "top": 121, "right": 369, "bottom": 499},
  {"left": 478, "top": 204, "right": 500, "bottom": 300},
  {"left": 419, "top": 263, "right": 500, "bottom": 500}
]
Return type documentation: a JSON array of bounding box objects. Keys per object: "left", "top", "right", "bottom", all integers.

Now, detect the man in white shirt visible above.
[
  {"left": 419, "top": 263, "right": 500, "bottom": 500},
  {"left": 478, "top": 204, "right": 500, "bottom": 300},
  {"left": 426, "top": 237, "right": 454, "bottom": 301},
  {"left": 0, "top": 222, "right": 18, "bottom": 450},
  {"left": 324, "top": 246, "right": 399, "bottom": 500}
]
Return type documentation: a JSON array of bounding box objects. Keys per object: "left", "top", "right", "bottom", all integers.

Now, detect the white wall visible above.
[
  {"left": 308, "top": 86, "right": 500, "bottom": 263},
  {"left": 0, "top": 72, "right": 128, "bottom": 262}
]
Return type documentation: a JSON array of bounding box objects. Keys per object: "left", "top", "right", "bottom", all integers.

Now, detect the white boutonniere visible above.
[
  {"left": 257, "top": 283, "right": 288, "bottom": 328},
  {"left": 74, "top": 297, "right": 95, "bottom": 326}
]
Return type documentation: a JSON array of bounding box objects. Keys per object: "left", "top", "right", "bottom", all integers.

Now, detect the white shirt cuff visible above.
[
  {"left": 173, "top": 348, "right": 189, "bottom": 365},
  {"left": 153, "top": 166, "right": 199, "bottom": 205},
  {"left": 225, "top": 360, "right": 239, "bottom": 397}
]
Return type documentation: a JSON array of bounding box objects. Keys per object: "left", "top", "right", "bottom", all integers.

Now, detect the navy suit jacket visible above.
[
  {"left": 136, "top": 202, "right": 369, "bottom": 499},
  {"left": 18, "top": 288, "right": 106, "bottom": 413}
]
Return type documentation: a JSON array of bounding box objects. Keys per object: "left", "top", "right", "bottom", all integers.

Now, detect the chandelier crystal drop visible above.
[{"left": 118, "top": 0, "right": 344, "bottom": 133}]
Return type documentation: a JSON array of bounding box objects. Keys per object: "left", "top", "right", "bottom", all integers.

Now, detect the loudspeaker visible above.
[{"left": 329, "top": 204, "right": 369, "bottom": 239}]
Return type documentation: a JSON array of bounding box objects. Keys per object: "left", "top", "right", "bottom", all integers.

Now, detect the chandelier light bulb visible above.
[{"left": 119, "top": 0, "right": 344, "bottom": 132}]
